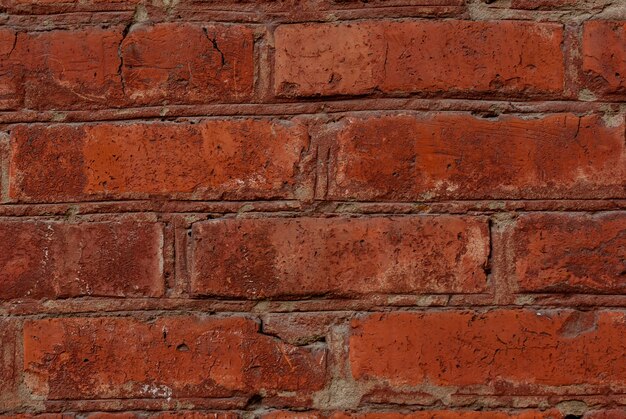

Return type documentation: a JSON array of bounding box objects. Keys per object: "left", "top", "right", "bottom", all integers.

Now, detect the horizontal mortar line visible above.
[
  {"left": 0, "top": 4, "right": 462, "bottom": 18},
  {"left": 2, "top": 198, "right": 626, "bottom": 206},
  {"left": 5, "top": 303, "right": 626, "bottom": 317},
  {"left": 30, "top": 394, "right": 626, "bottom": 402},
  {"left": 0, "top": 199, "right": 301, "bottom": 207},
  {"left": 0, "top": 13, "right": 592, "bottom": 28},
  {"left": 28, "top": 397, "right": 250, "bottom": 406},
  {"left": 0, "top": 99, "right": 621, "bottom": 125}
]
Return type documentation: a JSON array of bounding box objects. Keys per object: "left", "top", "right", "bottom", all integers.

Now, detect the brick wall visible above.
[{"left": 1, "top": 0, "right": 626, "bottom": 418}]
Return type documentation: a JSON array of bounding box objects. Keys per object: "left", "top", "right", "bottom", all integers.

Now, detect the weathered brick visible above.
[
  {"left": 153, "top": 414, "right": 239, "bottom": 419},
  {"left": 501, "top": 213, "right": 626, "bottom": 294},
  {"left": 330, "top": 0, "right": 463, "bottom": 4},
  {"left": 0, "top": 28, "right": 23, "bottom": 110},
  {"left": 86, "top": 413, "right": 239, "bottom": 419},
  {"left": 0, "top": 416, "right": 70, "bottom": 419},
  {"left": 329, "top": 412, "right": 562, "bottom": 419},
  {"left": 190, "top": 216, "right": 489, "bottom": 298},
  {"left": 121, "top": 23, "right": 254, "bottom": 104},
  {"left": 511, "top": 0, "right": 586, "bottom": 8},
  {"left": 23, "top": 316, "right": 327, "bottom": 400},
  {"left": 583, "top": 21, "right": 626, "bottom": 97},
  {"left": 0, "top": 219, "right": 164, "bottom": 299},
  {"left": 15, "top": 27, "right": 124, "bottom": 110},
  {"left": 0, "top": 0, "right": 139, "bottom": 13},
  {"left": 350, "top": 310, "right": 626, "bottom": 390},
  {"left": 0, "top": 320, "right": 18, "bottom": 409},
  {"left": 326, "top": 113, "right": 626, "bottom": 201},
  {"left": 10, "top": 119, "right": 312, "bottom": 202},
  {"left": 0, "top": 23, "right": 254, "bottom": 110},
  {"left": 584, "top": 410, "right": 626, "bottom": 419},
  {"left": 274, "top": 21, "right": 563, "bottom": 97},
  {"left": 263, "top": 411, "right": 563, "bottom": 419}
]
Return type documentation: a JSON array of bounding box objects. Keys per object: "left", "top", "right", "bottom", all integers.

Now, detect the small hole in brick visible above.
[
  {"left": 564, "top": 415, "right": 583, "bottom": 419},
  {"left": 246, "top": 394, "right": 263, "bottom": 408},
  {"left": 176, "top": 343, "right": 189, "bottom": 352},
  {"left": 83, "top": 358, "right": 89, "bottom": 363}
]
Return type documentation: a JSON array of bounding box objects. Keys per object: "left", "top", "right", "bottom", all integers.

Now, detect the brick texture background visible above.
[{"left": 1, "top": 0, "right": 626, "bottom": 418}]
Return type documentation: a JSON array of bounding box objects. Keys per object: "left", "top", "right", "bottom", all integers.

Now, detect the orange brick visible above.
[
  {"left": 10, "top": 119, "right": 312, "bottom": 202},
  {"left": 190, "top": 216, "right": 489, "bottom": 298},
  {"left": 24, "top": 316, "right": 327, "bottom": 400},
  {"left": 326, "top": 113, "right": 626, "bottom": 200},
  {"left": 275, "top": 21, "right": 563, "bottom": 97}
]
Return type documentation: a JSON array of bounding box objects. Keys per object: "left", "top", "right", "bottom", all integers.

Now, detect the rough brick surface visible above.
[
  {"left": 263, "top": 412, "right": 564, "bottom": 419},
  {"left": 2, "top": 0, "right": 626, "bottom": 417},
  {"left": 350, "top": 310, "right": 626, "bottom": 390},
  {"left": 10, "top": 119, "right": 312, "bottom": 202},
  {"left": 274, "top": 21, "right": 564, "bottom": 98},
  {"left": 2, "top": 27, "right": 123, "bottom": 110},
  {"left": 23, "top": 316, "right": 326, "bottom": 400},
  {"left": 0, "top": 320, "right": 18, "bottom": 409},
  {"left": 0, "top": 219, "right": 164, "bottom": 299},
  {"left": 121, "top": 23, "right": 254, "bottom": 105},
  {"left": 0, "top": 23, "right": 254, "bottom": 110},
  {"left": 501, "top": 213, "right": 626, "bottom": 294},
  {"left": 326, "top": 113, "right": 626, "bottom": 201},
  {"left": 583, "top": 21, "right": 626, "bottom": 97},
  {"left": 190, "top": 216, "right": 489, "bottom": 298}
]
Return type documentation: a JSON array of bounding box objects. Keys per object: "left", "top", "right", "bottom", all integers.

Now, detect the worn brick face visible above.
[
  {"left": 263, "top": 412, "right": 564, "bottom": 419},
  {"left": 23, "top": 316, "right": 327, "bottom": 400},
  {"left": 501, "top": 213, "right": 626, "bottom": 294},
  {"left": 8, "top": 27, "right": 123, "bottom": 110},
  {"left": 350, "top": 310, "right": 626, "bottom": 390},
  {"left": 326, "top": 113, "right": 626, "bottom": 201},
  {"left": 0, "top": 219, "right": 164, "bottom": 300},
  {"left": 274, "top": 21, "right": 564, "bottom": 97},
  {"left": 190, "top": 216, "right": 489, "bottom": 298},
  {"left": 0, "top": 320, "right": 18, "bottom": 409},
  {"left": 583, "top": 21, "right": 626, "bottom": 97},
  {"left": 121, "top": 23, "right": 254, "bottom": 104},
  {"left": 10, "top": 119, "right": 312, "bottom": 202}
]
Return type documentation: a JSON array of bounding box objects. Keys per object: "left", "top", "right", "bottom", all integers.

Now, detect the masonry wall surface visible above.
[{"left": 1, "top": 0, "right": 626, "bottom": 418}]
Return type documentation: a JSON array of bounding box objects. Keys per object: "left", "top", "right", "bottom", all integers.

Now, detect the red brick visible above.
[
  {"left": 274, "top": 21, "right": 563, "bottom": 97},
  {"left": 511, "top": 0, "right": 586, "bottom": 8},
  {"left": 584, "top": 411, "right": 626, "bottom": 419},
  {"left": 262, "top": 413, "right": 321, "bottom": 419},
  {"left": 0, "top": 219, "right": 164, "bottom": 299},
  {"left": 330, "top": 412, "right": 562, "bottom": 419},
  {"left": 264, "top": 412, "right": 563, "bottom": 419},
  {"left": 153, "top": 414, "right": 239, "bottom": 419},
  {"left": 331, "top": 0, "right": 463, "bottom": 4},
  {"left": 23, "top": 316, "right": 327, "bottom": 400},
  {"left": 583, "top": 21, "right": 626, "bottom": 97},
  {"left": 190, "top": 216, "right": 489, "bottom": 298},
  {"left": 0, "top": 28, "right": 22, "bottom": 110},
  {"left": 121, "top": 23, "right": 254, "bottom": 105},
  {"left": 0, "top": 320, "right": 18, "bottom": 409},
  {"left": 0, "top": 23, "right": 253, "bottom": 110},
  {"left": 326, "top": 113, "right": 626, "bottom": 201},
  {"left": 334, "top": 413, "right": 562, "bottom": 419},
  {"left": 14, "top": 27, "right": 124, "bottom": 110},
  {"left": 86, "top": 413, "right": 238, "bottom": 419},
  {"left": 0, "top": 416, "right": 71, "bottom": 419},
  {"left": 502, "top": 213, "right": 626, "bottom": 294},
  {"left": 0, "top": 0, "right": 139, "bottom": 13},
  {"left": 350, "top": 310, "right": 626, "bottom": 390},
  {"left": 10, "top": 119, "right": 312, "bottom": 202}
]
